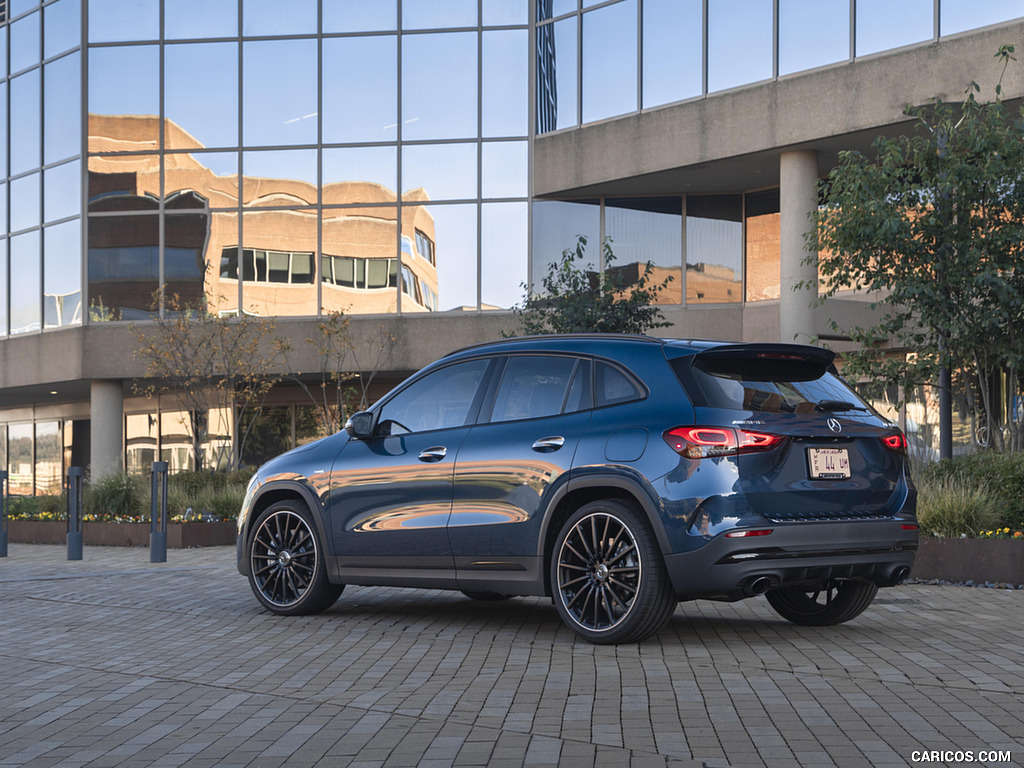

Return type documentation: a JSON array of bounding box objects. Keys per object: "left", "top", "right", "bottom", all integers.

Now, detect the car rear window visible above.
[{"left": 670, "top": 354, "right": 869, "bottom": 414}]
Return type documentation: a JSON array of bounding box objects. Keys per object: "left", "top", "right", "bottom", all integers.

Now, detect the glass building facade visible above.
[
  {"left": 536, "top": 0, "right": 1024, "bottom": 132},
  {"left": 0, "top": 0, "right": 1021, "bottom": 487}
]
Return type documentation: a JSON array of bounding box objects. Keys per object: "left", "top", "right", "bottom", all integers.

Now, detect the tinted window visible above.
[
  {"left": 377, "top": 359, "right": 490, "bottom": 434},
  {"left": 490, "top": 356, "right": 576, "bottom": 422},
  {"left": 672, "top": 356, "right": 869, "bottom": 414},
  {"left": 564, "top": 359, "right": 592, "bottom": 413},
  {"left": 595, "top": 362, "right": 643, "bottom": 407}
]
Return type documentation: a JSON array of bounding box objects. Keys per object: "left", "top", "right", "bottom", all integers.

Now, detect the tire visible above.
[
  {"left": 550, "top": 500, "right": 676, "bottom": 644},
  {"left": 765, "top": 580, "right": 878, "bottom": 626},
  {"left": 461, "top": 591, "right": 513, "bottom": 601},
  {"left": 247, "top": 501, "right": 343, "bottom": 616}
]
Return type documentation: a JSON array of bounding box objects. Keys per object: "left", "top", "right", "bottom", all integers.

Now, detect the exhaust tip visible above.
[
  {"left": 745, "top": 576, "right": 772, "bottom": 596},
  {"left": 892, "top": 566, "right": 910, "bottom": 585}
]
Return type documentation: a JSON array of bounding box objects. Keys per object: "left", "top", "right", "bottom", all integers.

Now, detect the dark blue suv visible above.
[{"left": 236, "top": 335, "right": 918, "bottom": 643}]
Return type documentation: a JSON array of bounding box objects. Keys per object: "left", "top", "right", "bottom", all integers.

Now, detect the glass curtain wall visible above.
[
  {"left": 533, "top": 192, "right": 781, "bottom": 307},
  {"left": 0, "top": 419, "right": 68, "bottom": 495},
  {"left": 537, "top": 0, "right": 1024, "bottom": 133},
  {"left": 1, "top": 0, "right": 83, "bottom": 338},
  {"left": 77, "top": 0, "right": 530, "bottom": 327}
]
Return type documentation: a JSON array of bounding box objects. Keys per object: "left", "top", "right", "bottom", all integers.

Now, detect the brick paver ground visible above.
[{"left": 0, "top": 544, "right": 1021, "bottom": 767}]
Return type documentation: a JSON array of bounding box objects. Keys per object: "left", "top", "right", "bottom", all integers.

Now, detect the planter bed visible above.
[
  {"left": 912, "top": 537, "right": 1024, "bottom": 584},
  {"left": 7, "top": 520, "right": 236, "bottom": 548}
]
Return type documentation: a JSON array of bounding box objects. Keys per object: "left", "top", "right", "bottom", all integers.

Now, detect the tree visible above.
[
  {"left": 809, "top": 46, "right": 1024, "bottom": 452},
  {"left": 132, "top": 293, "right": 285, "bottom": 471},
  {"left": 280, "top": 311, "right": 393, "bottom": 438},
  {"left": 509, "top": 236, "right": 674, "bottom": 336}
]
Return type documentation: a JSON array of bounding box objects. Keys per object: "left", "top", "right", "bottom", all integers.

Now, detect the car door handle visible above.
[
  {"left": 418, "top": 446, "right": 447, "bottom": 462},
  {"left": 532, "top": 436, "right": 565, "bottom": 452}
]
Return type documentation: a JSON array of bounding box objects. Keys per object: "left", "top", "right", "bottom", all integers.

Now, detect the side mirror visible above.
[{"left": 344, "top": 411, "right": 375, "bottom": 439}]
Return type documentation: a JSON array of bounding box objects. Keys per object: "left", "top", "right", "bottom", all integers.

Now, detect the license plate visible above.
[{"left": 807, "top": 447, "right": 851, "bottom": 479}]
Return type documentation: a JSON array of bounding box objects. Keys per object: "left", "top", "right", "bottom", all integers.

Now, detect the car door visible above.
[
  {"left": 328, "top": 357, "right": 494, "bottom": 585},
  {"left": 449, "top": 355, "right": 591, "bottom": 591}
]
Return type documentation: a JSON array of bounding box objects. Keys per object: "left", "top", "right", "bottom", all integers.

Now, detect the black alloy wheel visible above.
[
  {"left": 765, "top": 580, "right": 878, "bottom": 626},
  {"left": 248, "top": 501, "right": 343, "bottom": 615},
  {"left": 551, "top": 500, "right": 676, "bottom": 644}
]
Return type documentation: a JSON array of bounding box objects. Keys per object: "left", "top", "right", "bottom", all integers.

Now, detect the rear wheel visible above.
[
  {"left": 551, "top": 500, "right": 676, "bottom": 644},
  {"left": 765, "top": 580, "right": 878, "bottom": 626},
  {"left": 248, "top": 501, "right": 343, "bottom": 615}
]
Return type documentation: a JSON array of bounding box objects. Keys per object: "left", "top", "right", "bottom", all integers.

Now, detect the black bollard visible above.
[
  {"left": 67, "top": 467, "right": 84, "bottom": 561},
  {"left": 150, "top": 462, "right": 168, "bottom": 563},
  {"left": 0, "top": 470, "right": 8, "bottom": 558}
]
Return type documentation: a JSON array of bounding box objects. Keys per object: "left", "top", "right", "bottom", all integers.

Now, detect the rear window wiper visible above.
[{"left": 815, "top": 399, "right": 868, "bottom": 412}]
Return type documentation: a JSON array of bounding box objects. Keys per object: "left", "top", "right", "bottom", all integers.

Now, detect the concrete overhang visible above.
[
  {"left": 0, "top": 312, "right": 520, "bottom": 408},
  {"left": 534, "top": 20, "right": 1024, "bottom": 198}
]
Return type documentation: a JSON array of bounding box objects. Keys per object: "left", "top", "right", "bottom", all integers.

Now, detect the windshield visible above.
[{"left": 671, "top": 355, "right": 871, "bottom": 414}]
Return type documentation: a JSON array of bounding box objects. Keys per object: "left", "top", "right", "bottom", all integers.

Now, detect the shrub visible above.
[
  {"left": 84, "top": 472, "right": 148, "bottom": 522},
  {"left": 914, "top": 474, "right": 1000, "bottom": 538},
  {"left": 5, "top": 470, "right": 249, "bottom": 523},
  {"left": 6, "top": 494, "right": 65, "bottom": 521},
  {"left": 166, "top": 469, "right": 251, "bottom": 521},
  {"left": 920, "top": 452, "right": 1024, "bottom": 530}
]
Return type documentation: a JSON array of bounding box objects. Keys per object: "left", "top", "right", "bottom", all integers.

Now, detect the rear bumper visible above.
[{"left": 665, "top": 519, "right": 918, "bottom": 600}]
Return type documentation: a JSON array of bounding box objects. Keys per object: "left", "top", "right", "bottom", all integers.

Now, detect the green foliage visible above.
[
  {"left": 914, "top": 474, "right": 1000, "bottom": 538},
  {"left": 6, "top": 494, "right": 65, "bottom": 521},
  {"left": 6, "top": 470, "right": 250, "bottom": 522},
  {"left": 809, "top": 46, "right": 1024, "bottom": 451},
  {"left": 166, "top": 469, "right": 252, "bottom": 521},
  {"left": 84, "top": 472, "right": 148, "bottom": 521},
  {"left": 920, "top": 452, "right": 1024, "bottom": 530},
  {"left": 509, "top": 236, "right": 673, "bottom": 336}
]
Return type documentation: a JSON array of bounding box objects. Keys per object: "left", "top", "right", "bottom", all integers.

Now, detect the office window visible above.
[
  {"left": 686, "top": 195, "right": 742, "bottom": 304},
  {"left": 220, "top": 248, "right": 315, "bottom": 285},
  {"left": 415, "top": 230, "right": 435, "bottom": 265},
  {"left": 582, "top": 0, "right": 637, "bottom": 123}
]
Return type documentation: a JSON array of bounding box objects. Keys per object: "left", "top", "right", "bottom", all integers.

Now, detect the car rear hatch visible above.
[{"left": 668, "top": 344, "right": 910, "bottom": 522}]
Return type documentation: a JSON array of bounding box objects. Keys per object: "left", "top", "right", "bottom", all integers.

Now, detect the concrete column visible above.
[
  {"left": 90, "top": 380, "right": 124, "bottom": 479},
  {"left": 779, "top": 150, "right": 820, "bottom": 345}
]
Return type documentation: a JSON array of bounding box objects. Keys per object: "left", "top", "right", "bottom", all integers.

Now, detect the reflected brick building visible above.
[{"left": 86, "top": 115, "right": 439, "bottom": 321}]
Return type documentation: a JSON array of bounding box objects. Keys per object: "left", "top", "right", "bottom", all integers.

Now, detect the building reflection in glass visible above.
[
  {"left": 744, "top": 189, "right": 781, "bottom": 302},
  {"left": 87, "top": 115, "right": 442, "bottom": 318},
  {"left": 686, "top": 195, "right": 743, "bottom": 304},
  {"left": 7, "top": 423, "right": 33, "bottom": 496}
]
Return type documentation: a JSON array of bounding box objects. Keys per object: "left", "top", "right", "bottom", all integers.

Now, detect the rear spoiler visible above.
[{"left": 688, "top": 344, "right": 837, "bottom": 379}]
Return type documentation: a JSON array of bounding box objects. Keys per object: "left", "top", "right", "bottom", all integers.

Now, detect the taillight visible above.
[
  {"left": 881, "top": 432, "right": 907, "bottom": 453},
  {"left": 664, "top": 427, "right": 784, "bottom": 459}
]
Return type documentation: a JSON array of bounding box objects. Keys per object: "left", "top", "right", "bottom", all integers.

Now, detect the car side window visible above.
[
  {"left": 563, "top": 359, "right": 592, "bottom": 413},
  {"left": 595, "top": 361, "right": 643, "bottom": 407},
  {"left": 376, "top": 358, "right": 490, "bottom": 435},
  {"left": 490, "top": 356, "right": 577, "bottom": 422}
]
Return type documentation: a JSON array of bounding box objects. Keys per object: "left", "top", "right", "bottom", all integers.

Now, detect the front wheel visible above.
[
  {"left": 765, "top": 580, "right": 878, "bottom": 626},
  {"left": 248, "top": 501, "right": 343, "bottom": 615},
  {"left": 550, "top": 500, "right": 676, "bottom": 644}
]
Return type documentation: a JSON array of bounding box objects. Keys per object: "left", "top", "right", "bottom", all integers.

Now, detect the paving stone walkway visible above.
[{"left": 0, "top": 544, "right": 1021, "bottom": 767}]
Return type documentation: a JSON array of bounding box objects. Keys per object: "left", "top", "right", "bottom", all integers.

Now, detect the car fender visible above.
[
  {"left": 541, "top": 469, "right": 673, "bottom": 557},
  {"left": 238, "top": 479, "right": 335, "bottom": 579}
]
